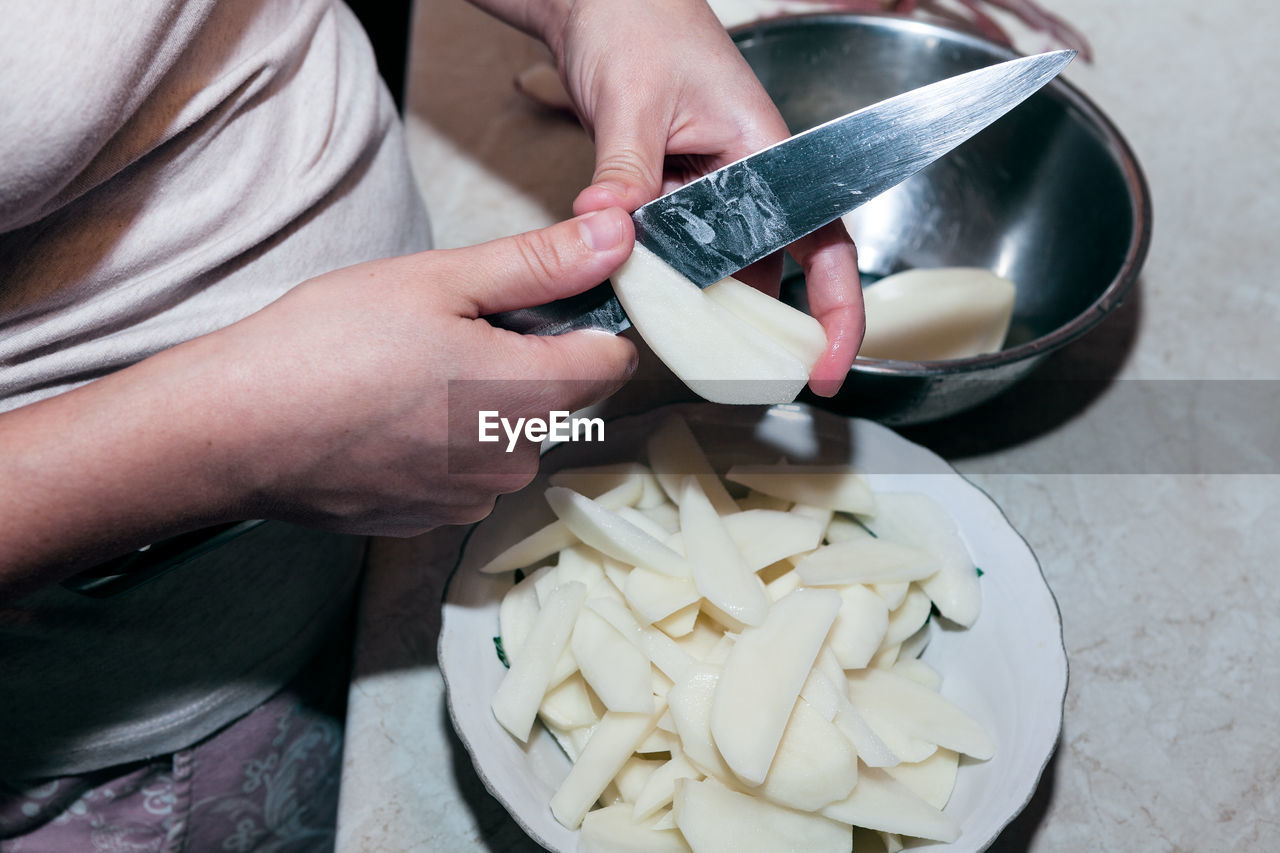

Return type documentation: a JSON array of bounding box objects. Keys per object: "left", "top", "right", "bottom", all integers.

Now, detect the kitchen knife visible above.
[{"left": 487, "top": 48, "right": 1074, "bottom": 336}]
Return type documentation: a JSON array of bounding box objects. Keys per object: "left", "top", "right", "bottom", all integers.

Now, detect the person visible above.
[{"left": 0, "top": 0, "right": 862, "bottom": 847}]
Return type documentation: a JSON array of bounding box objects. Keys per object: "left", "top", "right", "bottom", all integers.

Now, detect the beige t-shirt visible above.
[{"left": 0, "top": 0, "right": 432, "bottom": 776}]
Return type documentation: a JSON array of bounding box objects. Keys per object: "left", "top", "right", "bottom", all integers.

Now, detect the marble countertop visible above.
[{"left": 335, "top": 1, "right": 1280, "bottom": 850}]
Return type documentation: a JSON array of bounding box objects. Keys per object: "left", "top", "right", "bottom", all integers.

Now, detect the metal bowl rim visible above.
[{"left": 731, "top": 12, "right": 1154, "bottom": 378}]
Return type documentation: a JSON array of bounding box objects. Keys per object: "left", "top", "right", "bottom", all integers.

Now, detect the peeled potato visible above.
[
  {"left": 675, "top": 777, "right": 853, "bottom": 853},
  {"left": 710, "top": 588, "right": 841, "bottom": 786},
  {"left": 611, "top": 245, "right": 824, "bottom": 405},
  {"left": 703, "top": 274, "right": 827, "bottom": 366},
  {"left": 859, "top": 267, "right": 1015, "bottom": 361}
]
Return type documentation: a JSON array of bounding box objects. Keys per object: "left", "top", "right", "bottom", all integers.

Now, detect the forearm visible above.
[
  {"left": 0, "top": 334, "right": 255, "bottom": 599},
  {"left": 0, "top": 210, "right": 640, "bottom": 601}
]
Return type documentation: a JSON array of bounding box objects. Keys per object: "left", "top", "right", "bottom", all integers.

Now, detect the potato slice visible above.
[
  {"left": 587, "top": 596, "right": 695, "bottom": 684},
  {"left": 666, "top": 665, "right": 735, "bottom": 785},
  {"left": 857, "top": 707, "right": 936, "bottom": 764},
  {"left": 675, "top": 777, "right": 853, "bottom": 853},
  {"left": 546, "top": 487, "right": 692, "bottom": 578},
  {"left": 580, "top": 803, "right": 693, "bottom": 853},
  {"left": 799, "top": 668, "right": 841, "bottom": 722},
  {"left": 641, "top": 502, "right": 682, "bottom": 533},
  {"left": 825, "top": 515, "right": 872, "bottom": 543},
  {"left": 865, "top": 493, "right": 981, "bottom": 627},
  {"left": 710, "top": 588, "right": 841, "bottom": 785},
  {"left": 817, "top": 656, "right": 899, "bottom": 769},
  {"left": 492, "top": 581, "right": 588, "bottom": 742},
  {"left": 898, "top": 621, "right": 931, "bottom": 662},
  {"left": 633, "top": 749, "right": 704, "bottom": 822},
  {"left": 725, "top": 464, "right": 875, "bottom": 514},
  {"left": 869, "top": 643, "right": 902, "bottom": 670},
  {"left": 821, "top": 764, "right": 960, "bottom": 843},
  {"left": 538, "top": 673, "right": 602, "bottom": 730},
  {"left": 601, "top": 555, "right": 631, "bottom": 591},
  {"left": 794, "top": 538, "right": 936, "bottom": 586},
  {"left": 655, "top": 601, "right": 701, "bottom": 638},
  {"left": 497, "top": 566, "right": 544, "bottom": 661},
  {"left": 829, "top": 583, "right": 890, "bottom": 670},
  {"left": 636, "top": 727, "right": 678, "bottom": 755},
  {"left": 646, "top": 414, "right": 739, "bottom": 514},
  {"left": 542, "top": 717, "right": 592, "bottom": 763},
  {"left": 571, "top": 608, "right": 656, "bottom": 714},
  {"left": 673, "top": 616, "right": 723, "bottom": 662},
  {"left": 736, "top": 490, "right": 792, "bottom": 512},
  {"left": 858, "top": 267, "right": 1015, "bottom": 361},
  {"left": 550, "top": 707, "right": 664, "bottom": 829},
  {"left": 884, "top": 747, "right": 960, "bottom": 811},
  {"left": 665, "top": 509, "right": 824, "bottom": 575},
  {"left": 790, "top": 502, "right": 834, "bottom": 527},
  {"left": 611, "top": 245, "right": 816, "bottom": 405},
  {"left": 872, "top": 581, "right": 910, "bottom": 611},
  {"left": 764, "top": 567, "right": 802, "bottom": 603},
  {"left": 479, "top": 477, "right": 643, "bottom": 574},
  {"left": 550, "top": 463, "right": 666, "bottom": 507},
  {"left": 680, "top": 477, "right": 769, "bottom": 628},
  {"left": 833, "top": 705, "right": 900, "bottom": 769},
  {"left": 554, "top": 544, "right": 606, "bottom": 592},
  {"left": 846, "top": 668, "right": 995, "bottom": 760},
  {"left": 615, "top": 754, "right": 663, "bottom": 803},
  {"left": 758, "top": 698, "right": 859, "bottom": 811},
  {"left": 891, "top": 657, "right": 942, "bottom": 691},
  {"left": 625, "top": 567, "right": 701, "bottom": 625},
  {"left": 722, "top": 510, "right": 825, "bottom": 571},
  {"left": 618, "top": 505, "right": 677, "bottom": 542},
  {"left": 703, "top": 274, "right": 827, "bottom": 367},
  {"left": 883, "top": 585, "right": 933, "bottom": 647}
]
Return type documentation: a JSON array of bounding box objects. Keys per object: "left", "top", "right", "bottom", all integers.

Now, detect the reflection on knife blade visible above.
[{"left": 643, "top": 164, "right": 793, "bottom": 272}]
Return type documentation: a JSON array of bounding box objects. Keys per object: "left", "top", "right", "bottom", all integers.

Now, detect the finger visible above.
[
  {"left": 441, "top": 208, "right": 635, "bottom": 317},
  {"left": 787, "top": 222, "right": 864, "bottom": 397},
  {"left": 514, "top": 328, "right": 639, "bottom": 411},
  {"left": 572, "top": 97, "right": 670, "bottom": 215}
]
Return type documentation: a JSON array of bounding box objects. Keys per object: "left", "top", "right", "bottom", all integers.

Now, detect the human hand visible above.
[
  {"left": 187, "top": 208, "right": 639, "bottom": 536},
  {"left": 542, "top": 0, "right": 864, "bottom": 397},
  {"left": 0, "top": 209, "right": 639, "bottom": 585}
]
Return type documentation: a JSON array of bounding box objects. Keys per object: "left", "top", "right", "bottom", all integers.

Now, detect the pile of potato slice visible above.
[{"left": 484, "top": 414, "right": 993, "bottom": 852}]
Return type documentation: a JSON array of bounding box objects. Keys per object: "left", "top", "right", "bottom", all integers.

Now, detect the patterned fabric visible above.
[{"left": 0, "top": 653, "right": 347, "bottom": 853}]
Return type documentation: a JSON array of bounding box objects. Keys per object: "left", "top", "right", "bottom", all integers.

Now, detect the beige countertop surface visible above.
[{"left": 336, "top": 1, "right": 1280, "bottom": 849}]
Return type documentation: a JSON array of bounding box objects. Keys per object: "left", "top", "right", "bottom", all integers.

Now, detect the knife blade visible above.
[{"left": 488, "top": 49, "right": 1075, "bottom": 336}]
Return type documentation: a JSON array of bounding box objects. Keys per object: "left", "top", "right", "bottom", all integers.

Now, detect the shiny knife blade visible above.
[{"left": 489, "top": 49, "right": 1075, "bottom": 336}]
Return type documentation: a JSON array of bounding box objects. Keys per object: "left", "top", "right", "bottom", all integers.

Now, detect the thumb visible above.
[
  {"left": 511, "top": 328, "right": 639, "bottom": 413},
  {"left": 573, "top": 101, "right": 668, "bottom": 215},
  {"left": 442, "top": 208, "right": 634, "bottom": 317}
]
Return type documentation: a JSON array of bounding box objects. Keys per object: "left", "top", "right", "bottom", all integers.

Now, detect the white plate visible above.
[{"left": 439, "top": 403, "right": 1066, "bottom": 852}]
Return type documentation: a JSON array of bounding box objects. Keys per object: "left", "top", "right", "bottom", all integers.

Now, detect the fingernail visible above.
[{"left": 578, "top": 209, "right": 624, "bottom": 251}]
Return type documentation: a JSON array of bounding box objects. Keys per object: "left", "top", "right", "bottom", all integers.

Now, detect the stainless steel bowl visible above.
[{"left": 733, "top": 14, "right": 1152, "bottom": 425}]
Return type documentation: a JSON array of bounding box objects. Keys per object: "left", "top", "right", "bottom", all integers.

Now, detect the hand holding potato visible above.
[
  {"left": 473, "top": 0, "right": 865, "bottom": 395},
  {"left": 564, "top": 0, "right": 864, "bottom": 395}
]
